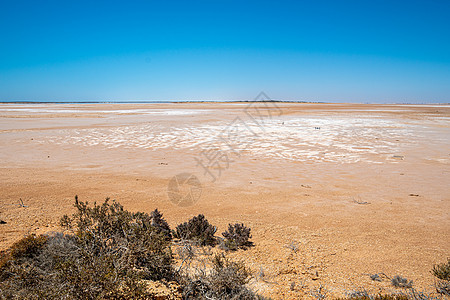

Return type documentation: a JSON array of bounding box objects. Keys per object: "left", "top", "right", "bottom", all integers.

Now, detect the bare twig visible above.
[
  {"left": 285, "top": 241, "right": 299, "bottom": 253},
  {"left": 18, "top": 198, "right": 28, "bottom": 208},
  {"left": 353, "top": 196, "right": 370, "bottom": 205}
]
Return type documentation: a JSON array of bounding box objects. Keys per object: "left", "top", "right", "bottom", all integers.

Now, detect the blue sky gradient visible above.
[{"left": 0, "top": 0, "right": 449, "bottom": 103}]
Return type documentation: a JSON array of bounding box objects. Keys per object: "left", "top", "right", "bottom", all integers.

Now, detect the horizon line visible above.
[{"left": 0, "top": 100, "right": 449, "bottom": 105}]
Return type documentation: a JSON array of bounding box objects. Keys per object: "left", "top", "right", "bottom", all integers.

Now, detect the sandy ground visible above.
[{"left": 0, "top": 103, "right": 449, "bottom": 298}]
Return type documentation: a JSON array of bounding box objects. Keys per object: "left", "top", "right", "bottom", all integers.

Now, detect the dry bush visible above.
[
  {"left": 434, "top": 280, "right": 450, "bottom": 296},
  {"left": 0, "top": 197, "right": 177, "bottom": 299},
  {"left": 391, "top": 275, "right": 413, "bottom": 289},
  {"left": 432, "top": 258, "right": 450, "bottom": 296},
  {"left": 337, "top": 288, "right": 440, "bottom": 300},
  {"left": 61, "top": 196, "right": 176, "bottom": 281},
  {"left": 0, "top": 233, "right": 80, "bottom": 298},
  {"left": 221, "top": 223, "right": 253, "bottom": 251},
  {"left": 209, "top": 253, "right": 251, "bottom": 294},
  {"left": 9, "top": 234, "right": 48, "bottom": 259},
  {"left": 149, "top": 208, "right": 172, "bottom": 240},
  {"left": 182, "top": 253, "right": 268, "bottom": 299},
  {"left": 0, "top": 197, "right": 266, "bottom": 299},
  {"left": 337, "top": 294, "right": 409, "bottom": 300},
  {"left": 432, "top": 258, "right": 450, "bottom": 281},
  {"left": 173, "top": 214, "right": 217, "bottom": 246},
  {"left": 310, "top": 284, "right": 329, "bottom": 300}
]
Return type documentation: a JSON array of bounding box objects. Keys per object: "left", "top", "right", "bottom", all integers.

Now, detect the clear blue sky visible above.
[{"left": 0, "top": 0, "right": 449, "bottom": 103}]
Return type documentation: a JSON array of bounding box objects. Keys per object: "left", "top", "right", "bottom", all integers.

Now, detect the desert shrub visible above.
[
  {"left": 435, "top": 280, "right": 450, "bottom": 296},
  {"left": 432, "top": 258, "right": 450, "bottom": 281},
  {"left": 0, "top": 233, "right": 79, "bottom": 298},
  {"left": 345, "top": 289, "right": 371, "bottom": 299},
  {"left": 150, "top": 208, "right": 172, "bottom": 240},
  {"left": 337, "top": 294, "right": 409, "bottom": 300},
  {"left": 174, "top": 214, "right": 217, "bottom": 246},
  {"left": 209, "top": 253, "right": 251, "bottom": 294},
  {"left": 0, "top": 250, "right": 9, "bottom": 271},
  {"left": 337, "top": 289, "right": 439, "bottom": 300},
  {"left": 310, "top": 284, "right": 329, "bottom": 299},
  {"left": 221, "top": 223, "right": 253, "bottom": 251},
  {"left": 432, "top": 258, "right": 450, "bottom": 296},
  {"left": 60, "top": 197, "right": 176, "bottom": 281},
  {"left": 10, "top": 234, "right": 48, "bottom": 259},
  {"left": 391, "top": 275, "right": 413, "bottom": 288},
  {"left": 0, "top": 234, "right": 50, "bottom": 290},
  {"left": 182, "top": 253, "right": 266, "bottom": 300},
  {"left": 0, "top": 197, "right": 177, "bottom": 299},
  {"left": 0, "top": 197, "right": 267, "bottom": 299},
  {"left": 182, "top": 278, "right": 211, "bottom": 299}
]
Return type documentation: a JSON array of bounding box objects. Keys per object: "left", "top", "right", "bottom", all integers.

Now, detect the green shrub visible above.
[{"left": 174, "top": 214, "right": 217, "bottom": 246}]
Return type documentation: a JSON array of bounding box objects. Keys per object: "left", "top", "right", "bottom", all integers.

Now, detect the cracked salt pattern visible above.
[{"left": 45, "top": 115, "right": 418, "bottom": 163}]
